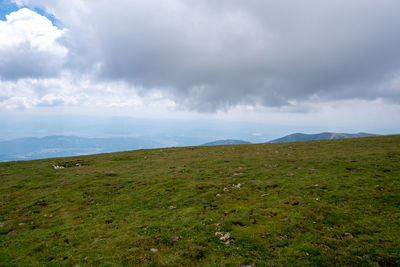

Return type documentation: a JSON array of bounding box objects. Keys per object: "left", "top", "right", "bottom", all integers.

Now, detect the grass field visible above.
[{"left": 1, "top": 135, "right": 400, "bottom": 266}]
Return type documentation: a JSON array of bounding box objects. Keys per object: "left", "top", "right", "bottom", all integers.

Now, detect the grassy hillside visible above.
[
  {"left": 200, "top": 139, "right": 252, "bottom": 146},
  {"left": 1, "top": 135, "right": 399, "bottom": 266}
]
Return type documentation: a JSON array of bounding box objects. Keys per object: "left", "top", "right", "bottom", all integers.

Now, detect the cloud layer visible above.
[
  {"left": 0, "top": 8, "right": 67, "bottom": 80},
  {"left": 3, "top": 0, "right": 400, "bottom": 112}
]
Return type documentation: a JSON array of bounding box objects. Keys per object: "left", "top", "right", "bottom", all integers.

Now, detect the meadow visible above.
[{"left": 1, "top": 135, "right": 399, "bottom": 266}]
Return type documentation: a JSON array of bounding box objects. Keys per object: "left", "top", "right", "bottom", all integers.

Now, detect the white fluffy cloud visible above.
[
  {"left": 0, "top": 8, "right": 67, "bottom": 80},
  {"left": 0, "top": 74, "right": 178, "bottom": 117}
]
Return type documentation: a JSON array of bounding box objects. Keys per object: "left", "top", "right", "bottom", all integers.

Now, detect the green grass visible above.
[{"left": 1, "top": 135, "right": 400, "bottom": 266}]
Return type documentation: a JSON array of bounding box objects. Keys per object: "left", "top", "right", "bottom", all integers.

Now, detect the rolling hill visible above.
[
  {"left": 1, "top": 135, "right": 399, "bottom": 266},
  {"left": 267, "top": 132, "right": 377, "bottom": 143},
  {"left": 200, "top": 139, "right": 252, "bottom": 146}
]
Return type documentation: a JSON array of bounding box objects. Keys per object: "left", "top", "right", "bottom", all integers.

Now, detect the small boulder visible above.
[
  {"left": 233, "top": 183, "right": 242, "bottom": 188},
  {"left": 344, "top": 233, "right": 354, "bottom": 238},
  {"left": 220, "top": 232, "right": 231, "bottom": 242}
]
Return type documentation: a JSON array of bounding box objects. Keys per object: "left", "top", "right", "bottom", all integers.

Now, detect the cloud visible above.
[
  {"left": 8, "top": 0, "right": 400, "bottom": 111},
  {"left": 0, "top": 74, "right": 179, "bottom": 116},
  {"left": 0, "top": 8, "right": 67, "bottom": 80}
]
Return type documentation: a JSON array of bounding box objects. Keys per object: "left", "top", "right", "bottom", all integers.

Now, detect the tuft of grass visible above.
[{"left": 1, "top": 135, "right": 400, "bottom": 266}]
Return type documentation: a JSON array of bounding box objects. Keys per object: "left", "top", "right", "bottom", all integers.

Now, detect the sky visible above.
[{"left": 0, "top": 0, "right": 400, "bottom": 141}]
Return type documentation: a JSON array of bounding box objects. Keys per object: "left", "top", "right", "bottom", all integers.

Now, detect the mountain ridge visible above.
[
  {"left": 0, "top": 132, "right": 381, "bottom": 162},
  {"left": 200, "top": 139, "right": 252, "bottom": 146},
  {"left": 267, "top": 132, "right": 377, "bottom": 143}
]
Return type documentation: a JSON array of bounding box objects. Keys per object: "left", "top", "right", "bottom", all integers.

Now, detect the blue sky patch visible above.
[
  {"left": 0, "top": 0, "right": 19, "bottom": 20},
  {"left": 0, "top": 0, "right": 59, "bottom": 25}
]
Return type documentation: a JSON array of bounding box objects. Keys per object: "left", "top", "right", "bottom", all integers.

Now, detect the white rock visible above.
[{"left": 220, "top": 232, "right": 230, "bottom": 242}]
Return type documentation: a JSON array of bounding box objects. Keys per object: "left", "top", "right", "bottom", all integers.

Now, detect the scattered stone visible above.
[
  {"left": 8, "top": 230, "right": 17, "bottom": 235},
  {"left": 240, "top": 264, "right": 254, "bottom": 267},
  {"left": 216, "top": 194, "right": 221, "bottom": 197},
  {"left": 52, "top": 164, "right": 65, "bottom": 169},
  {"left": 233, "top": 183, "right": 242, "bottom": 188},
  {"left": 344, "top": 233, "right": 354, "bottom": 238},
  {"left": 76, "top": 163, "right": 81, "bottom": 167},
  {"left": 223, "top": 187, "right": 229, "bottom": 192},
  {"left": 313, "top": 184, "right": 323, "bottom": 188},
  {"left": 316, "top": 197, "right": 321, "bottom": 201},
  {"left": 172, "top": 235, "right": 179, "bottom": 242},
  {"left": 18, "top": 222, "right": 25, "bottom": 226},
  {"left": 287, "top": 172, "right": 294, "bottom": 177},
  {"left": 168, "top": 206, "right": 177, "bottom": 210},
  {"left": 220, "top": 232, "right": 231, "bottom": 245},
  {"left": 261, "top": 194, "right": 269, "bottom": 197},
  {"left": 215, "top": 232, "right": 223, "bottom": 236},
  {"left": 281, "top": 216, "right": 288, "bottom": 221},
  {"left": 233, "top": 172, "right": 243, "bottom": 176},
  {"left": 276, "top": 235, "right": 288, "bottom": 240},
  {"left": 150, "top": 248, "right": 158, "bottom": 253}
]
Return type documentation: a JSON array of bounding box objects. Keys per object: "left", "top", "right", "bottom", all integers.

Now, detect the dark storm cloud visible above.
[{"left": 13, "top": 0, "right": 400, "bottom": 110}]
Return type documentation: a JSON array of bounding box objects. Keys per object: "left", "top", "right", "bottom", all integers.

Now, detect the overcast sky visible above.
[{"left": 1, "top": 0, "right": 400, "bottom": 137}]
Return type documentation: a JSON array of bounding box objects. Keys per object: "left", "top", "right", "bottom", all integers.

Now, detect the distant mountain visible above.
[
  {"left": 0, "top": 135, "right": 164, "bottom": 162},
  {"left": 267, "top": 132, "right": 377, "bottom": 143},
  {"left": 200, "top": 139, "right": 252, "bottom": 146}
]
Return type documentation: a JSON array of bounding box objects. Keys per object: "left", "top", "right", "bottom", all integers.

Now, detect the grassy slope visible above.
[{"left": 1, "top": 135, "right": 399, "bottom": 266}]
